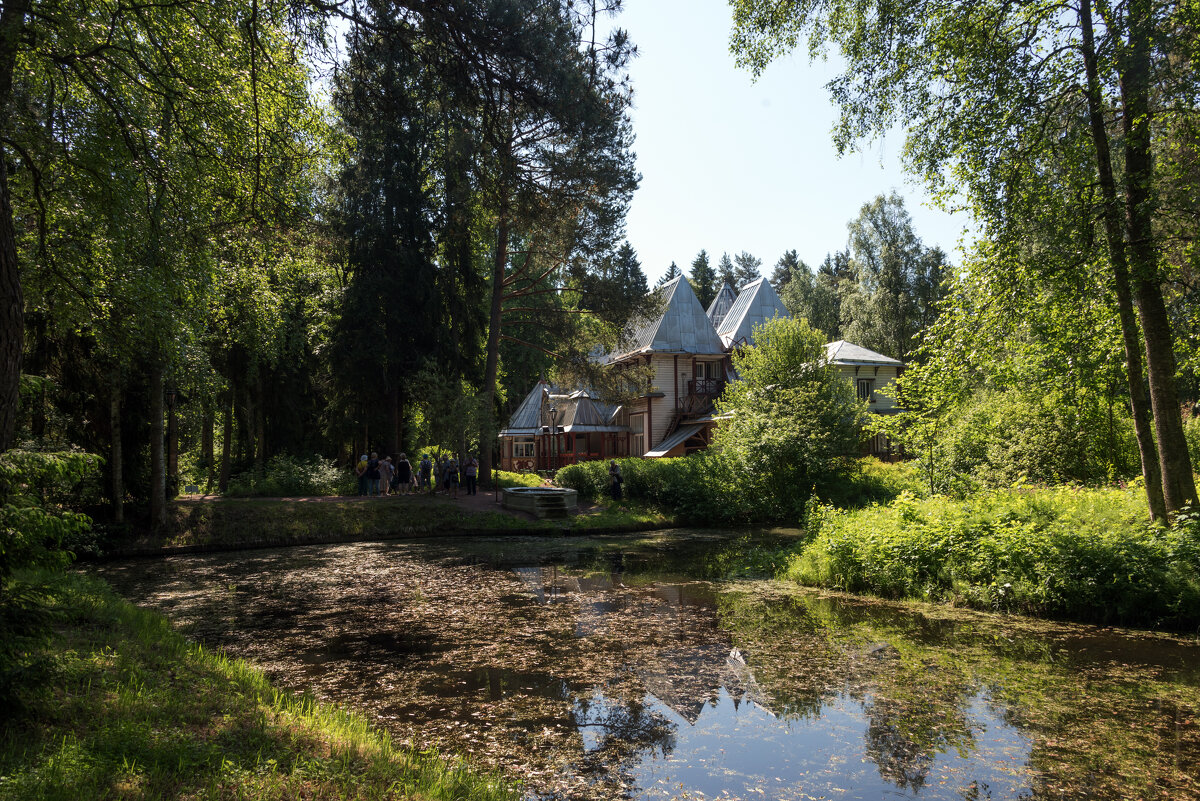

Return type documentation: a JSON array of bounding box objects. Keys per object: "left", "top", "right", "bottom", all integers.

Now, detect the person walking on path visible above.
[
  {"left": 366, "top": 452, "right": 381, "bottom": 496},
  {"left": 446, "top": 455, "right": 460, "bottom": 499},
  {"left": 608, "top": 460, "right": 623, "bottom": 501},
  {"left": 463, "top": 454, "right": 478, "bottom": 496},
  {"left": 355, "top": 454, "right": 369, "bottom": 496},
  {"left": 396, "top": 453, "right": 412, "bottom": 495},
  {"left": 419, "top": 454, "right": 432, "bottom": 493},
  {"left": 378, "top": 456, "right": 394, "bottom": 496}
]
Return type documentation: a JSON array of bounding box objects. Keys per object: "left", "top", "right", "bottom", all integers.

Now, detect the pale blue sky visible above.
[{"left": 611, "top": 0, "right": 974, "bottom": 283}]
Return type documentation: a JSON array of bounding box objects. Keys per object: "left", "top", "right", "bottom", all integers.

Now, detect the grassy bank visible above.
[
  {"left": 786, "top": 485, "right": 1200, "bottom": 629},
  {"left": 96, "top": 490, "right": 671, "bottom": 557},
  {"left": 0, "top": 571, "right": 518, "bottom": 801}
]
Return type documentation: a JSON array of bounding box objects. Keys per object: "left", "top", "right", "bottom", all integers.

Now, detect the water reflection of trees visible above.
[
  {"left": 716, "top": 588, "right": 986, "bottom": 793},
  {"left": 96, "top": 539, "right": 1200, "bottom": 800}
]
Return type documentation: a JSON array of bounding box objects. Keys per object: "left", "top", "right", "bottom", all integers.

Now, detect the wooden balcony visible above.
[{"left": 687, "top": 378, "right": 725, "bottom": 398}]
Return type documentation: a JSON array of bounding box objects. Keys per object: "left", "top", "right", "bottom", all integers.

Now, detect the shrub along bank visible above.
[
  {"left": 0, "top": 571, "right": 517, "bottom": 801},
  {"left": 787, "top": 486, "right": 1200, "bottom": 630},
  {"left": 556, "top": 455, "right": 925, "bottom": 526}
]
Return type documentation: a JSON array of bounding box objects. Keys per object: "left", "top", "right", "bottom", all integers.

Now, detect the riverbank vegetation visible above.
[
  {"left": 794, "top": 486, "right": 1200, "bottom": 629},
  {"left": 0, "top": 571, "right": 518, "bottom": 801}
]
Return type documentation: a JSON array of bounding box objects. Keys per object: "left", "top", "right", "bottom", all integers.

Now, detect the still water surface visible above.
[{"left": 93, "top": 532, "right": 1200, "bottom": 800}]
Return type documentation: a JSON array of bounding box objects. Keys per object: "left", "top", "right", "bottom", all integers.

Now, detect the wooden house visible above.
[
  {"left": 497, "top": 277, "right": 906, "bottom": 469},
  {"left": 825, "top": 340, "right": 904, "bottom": 457}
]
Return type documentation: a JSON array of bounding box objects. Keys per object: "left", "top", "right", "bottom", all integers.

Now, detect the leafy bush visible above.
[
  {"left": 714, "top": 316, "right": 865, "bottom": 520},
  {"left": 558, "top": 453, "right": 924, "bottom": 526},
  {"left": 928, "top": 389, "right": 1138, "bottom": 492},
  {"left": 788, "top": 486, "right": 1200, "bottom": 629},
  {"left": 1184, "top": 415, "right": 1200, "bottom": 471},
  {"left": 225, "top": 454, "right": 353, "bottom": 497},
  {"left": 0, "top": 449, "right": 98, "bottom": 712},
  {"left": 495, "top": 470, "right": 545, "bottom": 489},
  {"left": 818, "top": 457, "right": 928, "bottom": 508}
]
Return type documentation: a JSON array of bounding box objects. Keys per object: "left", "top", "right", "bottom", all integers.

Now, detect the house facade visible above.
[
  {"left": 825, "top": 340, "right": 904, "bottom": 458},
  {"left": 497, "top": 277, "right": 903, "bottom": 471}
]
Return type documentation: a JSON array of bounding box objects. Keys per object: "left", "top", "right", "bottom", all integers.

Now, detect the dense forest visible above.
[
  {"left": 2, "top": 0, "right": 1199, "bottom": 534},
  {"left": 0, "top": 0, "right": 658, "bottom": 528}
]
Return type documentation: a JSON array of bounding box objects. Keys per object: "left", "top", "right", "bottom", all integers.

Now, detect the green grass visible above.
[
  {"left": 786, "top": 485, "right": 1200, "bottom": 629},
  {"left": 492, "top": 471, "right": 545, "bottom": 489},
  {"left": 0, "top": 571, "right": 519, "bottom": 801},
  {"left": 97, "top": 483, "right": 673, "bottom": 557}
]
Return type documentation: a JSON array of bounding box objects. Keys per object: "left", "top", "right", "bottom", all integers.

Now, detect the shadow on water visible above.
[{"left": 93, "top": 531, "right": 1200, "bottom": 800}]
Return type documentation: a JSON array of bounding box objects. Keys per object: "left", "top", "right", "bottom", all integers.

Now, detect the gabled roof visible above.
[
  {"left": 706, "top": 283, "right": 738, "bottom": 329},
  {"left": 499, "top": 381, "right": 627, "bottom": 436},
  {"left": 717, "top": 277, "right": 790, "bottom": 348},
  {"left": 824, "top": 340, "right": 903, "bottom": 366},
  {"left": 608, "top": 276, "right": 726, "bottom": 362}
]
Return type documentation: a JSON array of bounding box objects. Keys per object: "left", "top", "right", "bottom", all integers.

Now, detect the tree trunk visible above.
[
  {"left": 1080, "top": 0, "right": 1167, "bottom": 521},
  {"left": 0, "top": 0, "right": 30, "bottom": 454},
  {"left": 479, "top": 212, "right": 509, "bottom": 488},
  {"left": 218, "top": 388, "right": 232, "bottom": 493},
  {"left": 1120, "top": 0, "right": 1197, "bottom": 514},
  {"left": 390, "top": 382, "right": 401, "bottom": 457},
  {"left": 201, "top": 401, "right": 214, "bottom": 493},
  {"left": 110, "top": 380, "right": 123, "bottom": 524},
  {"left": 254, "top": 371, "right": 266, "bottom": 470},
  {"left": 167, "top": 390, "right": 178, "bottom": 498},
  {"left": 150, "top": 364, "right": 167, "bottom": 530}
]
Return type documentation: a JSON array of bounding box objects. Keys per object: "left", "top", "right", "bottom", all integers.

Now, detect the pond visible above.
[{"left": 93, "top": 532, "right": 1200, "bottom": 800}]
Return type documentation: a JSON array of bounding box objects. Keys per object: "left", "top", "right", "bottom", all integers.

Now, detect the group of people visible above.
[{"left": 355, "top": 451, "right": 480, "bottom": 498}]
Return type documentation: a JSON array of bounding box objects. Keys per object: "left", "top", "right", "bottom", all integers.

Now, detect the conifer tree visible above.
[
  {"left": 657, "top": 261, "right": 681, "bottom": 286},
  {"left": 717, "top": 253, "right": 737, "bottom": 289},
  {"left": 689, "top": 249, "right": 717, "bottom": 308},
  {"left": 734, "top": 251, "right": 763, "bottom": 287}
]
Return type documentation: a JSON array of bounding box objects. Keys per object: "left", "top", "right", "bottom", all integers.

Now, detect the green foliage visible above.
[
  {"left": 939, "top": 389, "right": 1137, "bottom": 487},
  {"left": 225, "top": 454, "right": 352, "bottom": 498},
  {"left": 0, "top": 571, "right": 519, "bottom": 800},
  {"left": 556, "top": 452, "right": 765, "bottom": 525},
  {"left": 556, "top": 453, "right": 917, "bottom": 526},
  {"left": 689, "top": 249, "right": 716, "bottom": 308},
  {"left": 494, "top": 470, "right": 545, "bottom": 489},
  {"left": 0, "top": 451, "right": 96, "bottom": 577},
  {"left": 879, "top": 386, "right": 1139, "bottom": 495},
  {"left": 1185, "top": 415, "right": 1200, "bottom": 470},
  {"left": 0, "top": 450, "right": 98, "bottom": 712},
  {"left": 788, "top": 487, "right": 1200, "bottom": 629},
  {"left": 714, "top": 315, "right": 865, "bottom": 519},
  {"left": 818, "top": 457, "right": 928, "bottom": 509}
]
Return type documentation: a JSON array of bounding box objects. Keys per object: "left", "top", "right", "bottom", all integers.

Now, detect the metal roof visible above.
[
  {"left": 499, "top": 382, "right": 627, "bottom": 436},
  {"left": 717, "top": 277, "right": 790, "bottom": 348},
  {"left": 499, "top": 381, "right": 549, "bottom": 435},
  {"left": 608, "top": 277, "right": 726, "bottom": 362},
  {"left": 706, "top": 283, "right": 738, "bottom": 329},
  {"left": 824, "top": 340, "right": 903, "bottom": 366},
  {"left": 645, "top": 424, "right": 705, "bottom": 457}
]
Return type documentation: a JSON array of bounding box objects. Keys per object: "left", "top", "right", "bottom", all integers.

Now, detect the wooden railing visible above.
[{"left": 687, "top": 378, "right": 725, "bottom": 397}]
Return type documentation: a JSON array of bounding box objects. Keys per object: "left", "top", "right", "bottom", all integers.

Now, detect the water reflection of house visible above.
[
  {"left": 520, "top": 566, "right": 777, "bottom": 723},
  {"left": 498, "top": 276, "right": 904, "bottom": 471}
]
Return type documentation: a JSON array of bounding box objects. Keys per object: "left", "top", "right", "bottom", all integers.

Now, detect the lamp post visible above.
[
  {"left": 548, "top": 405, "right": 559, "bottom": 471},
  {"left": 165, "top": 388, "right": 178, "bottom": 497}
]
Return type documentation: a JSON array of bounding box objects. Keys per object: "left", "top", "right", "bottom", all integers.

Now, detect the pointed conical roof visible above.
[
  {"left": 706, "top": 283, "right": 738, "bottom": 329},
  {"left": 717, "top": 277, "right": 790, "bottom": 347},
  {"left": 499, "top": 380, "right": 549, "bottom": 435},
  {"left": 608, "top": 276, "right": 726, "bottom": 361}
]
